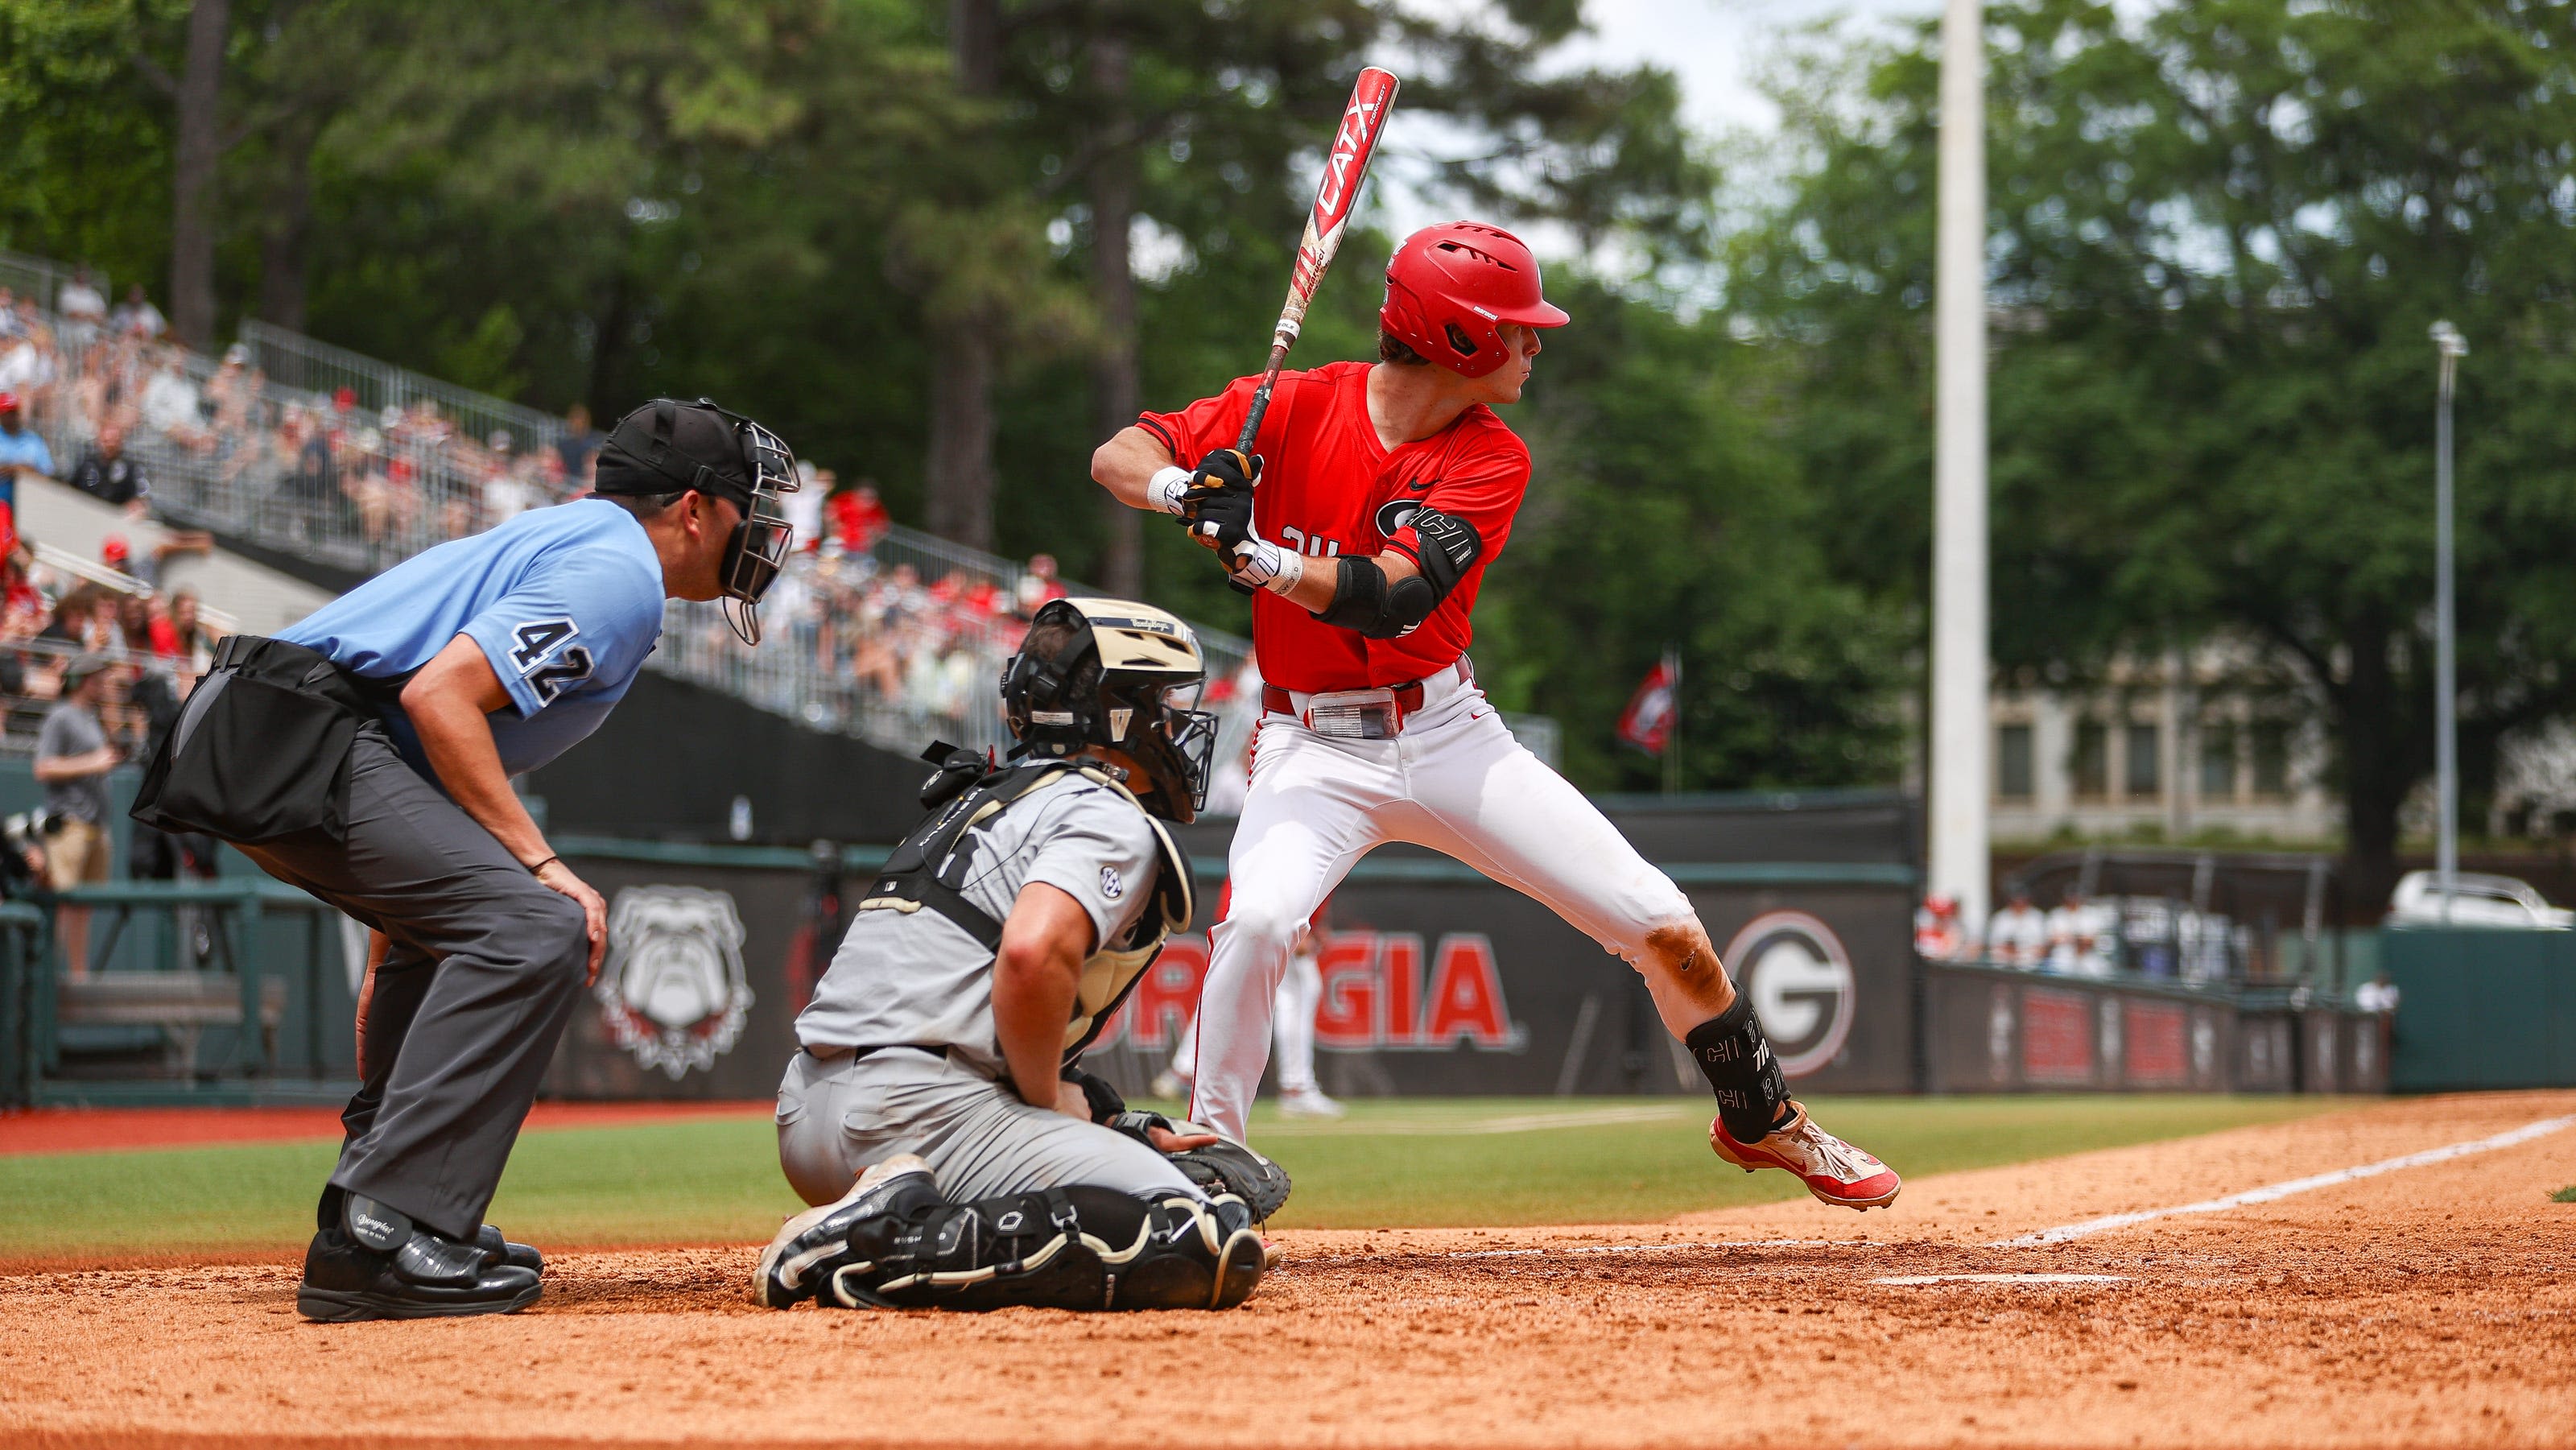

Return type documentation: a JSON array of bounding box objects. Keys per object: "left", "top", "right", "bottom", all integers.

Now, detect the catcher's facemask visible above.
[
  {"left": 599, "top": 399, "right": 801, "bottom": 645},
  {"left": 1001, "top": 597, "right": 1216, "bottom": 822}
]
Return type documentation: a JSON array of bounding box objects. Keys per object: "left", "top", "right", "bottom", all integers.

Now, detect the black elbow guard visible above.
[
  {"left": 1381, "top": 576, "right": 1436, "bottom": 637},
  {"left": 1315, "top": 556, "right": 1438, "bottom": 639},
  {"left": 1318, "top": 556, "right": 1388, "bottom": 633}
]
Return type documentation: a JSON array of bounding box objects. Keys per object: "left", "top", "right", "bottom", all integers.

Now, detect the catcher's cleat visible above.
[
  {"left": 753, "top": 1154, "right": 938, "bottom": 1309},
  {"left": 1710, "top": 1105, "right": 1901, "bottom": 1211}
]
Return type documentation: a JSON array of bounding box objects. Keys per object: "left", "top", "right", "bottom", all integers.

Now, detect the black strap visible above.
[
  {"left": 210, "top": 634, "right": 415, "bottom": 713},
  {"left": 861, "top": 760, "right": 1084, "bottom": 949}
]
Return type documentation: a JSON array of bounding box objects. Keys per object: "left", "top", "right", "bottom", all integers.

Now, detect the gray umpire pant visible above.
[
  {"left": 239, "top": 724, "right": 589, "bottom": 1242},
  {"left": 775, "top": 1046, "right": 1201, "bottom": 1208}
]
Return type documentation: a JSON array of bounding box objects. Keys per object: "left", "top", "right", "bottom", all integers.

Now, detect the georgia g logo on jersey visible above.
[{"left": 1375, "top": 499, "right": 1422, "bottom": 539}]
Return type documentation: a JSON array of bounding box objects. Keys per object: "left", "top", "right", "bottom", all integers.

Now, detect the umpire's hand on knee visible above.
[{"left": 535, "top": 858, "right": 608, "bottom": 983}]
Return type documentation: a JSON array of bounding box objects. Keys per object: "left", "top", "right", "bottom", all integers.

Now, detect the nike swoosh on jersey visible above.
[{"left": 1405, "top": 477, "right": 1435, "bottom": 492}]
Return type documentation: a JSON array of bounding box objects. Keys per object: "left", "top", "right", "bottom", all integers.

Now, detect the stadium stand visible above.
[{"left": 0, "top": 247, "right": 1555, "bottom": 777}]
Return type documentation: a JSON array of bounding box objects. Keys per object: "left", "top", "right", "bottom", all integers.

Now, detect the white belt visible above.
[{"left": 1265, "top": 658, "right": 1473, "bottom": 740}]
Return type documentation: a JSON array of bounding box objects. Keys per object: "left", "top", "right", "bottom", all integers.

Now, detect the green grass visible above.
[
  {"left": 2553, "top": 1184, "right": 2576, "bottom": 1204},
  {"left": 0, "top": 1095, "right": 2345, "bottom": 1258}
]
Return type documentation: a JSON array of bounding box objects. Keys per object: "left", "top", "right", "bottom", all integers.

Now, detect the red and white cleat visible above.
[{"left": 1710, "top": 1105, "right": 1901, "bottom": 1210}]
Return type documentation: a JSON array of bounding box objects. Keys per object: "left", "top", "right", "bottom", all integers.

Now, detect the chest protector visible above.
[{"left": 856, "top": 760, "right": 1194, "bottom": 1060}]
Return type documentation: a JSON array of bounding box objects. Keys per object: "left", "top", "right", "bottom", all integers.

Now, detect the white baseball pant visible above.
[{"left": 1189, "top": 668, "right": 1694, "bottom": 1142}]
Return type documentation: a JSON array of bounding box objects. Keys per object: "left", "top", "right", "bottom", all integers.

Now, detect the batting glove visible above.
[
  {"left": 1179, "top": 449, "right": 1261, "bottom": 546},
  {"left": 1192, "top": 485, "right": 1257, "bottom": 555}
]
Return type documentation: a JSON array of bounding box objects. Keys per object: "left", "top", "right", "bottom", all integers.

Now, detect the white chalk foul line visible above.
[
  {"left": 1286, "top": 1238, "right": 1865, "bottom": 1267},
  {"left": 1995, "top": 1113, "right": 2576, "bottom": 1249},
  {"left": 1873, "top": 1274, "right": 2130, "bottom": 1287}
]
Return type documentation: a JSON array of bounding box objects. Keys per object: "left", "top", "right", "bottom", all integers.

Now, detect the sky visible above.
[
  {"left": 1364, "top": 0, "right": 1948, "bottom": 258},
  {"left": 1566, "top": 0, "right": 1942, "bottom": 137}
]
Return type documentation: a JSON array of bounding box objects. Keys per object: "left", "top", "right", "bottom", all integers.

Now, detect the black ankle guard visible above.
[{"left": 1686, "top": 996, "right": 1792, "bottom": 1142}]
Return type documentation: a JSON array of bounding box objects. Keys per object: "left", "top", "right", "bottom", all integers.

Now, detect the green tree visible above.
[
  {"left": 1476, "top": 278, "right": 1906, "bottom": 791},
  {"left": 1732, "top": 0, "right": 2576, "bottom": 891}
]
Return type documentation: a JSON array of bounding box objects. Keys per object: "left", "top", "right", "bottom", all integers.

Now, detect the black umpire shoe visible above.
[
  {"left": 297, "top": 1194, "right": 543, "bottom": 1323},
  {"left": 318, "top": 1185, "right": 541, "bottom": 1276},
  {"left": 476, "top": 1224, "right": 544, "bottom": 1274}
]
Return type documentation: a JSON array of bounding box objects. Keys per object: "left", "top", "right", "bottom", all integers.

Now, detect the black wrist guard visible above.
[{"left": 1064, "top": 1067, "right": 1127, "bottom": 1124}]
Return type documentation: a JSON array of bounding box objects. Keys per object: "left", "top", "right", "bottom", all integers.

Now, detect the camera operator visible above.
[{"left": 0, "top": 809, "right": 60, "bottom": 903}]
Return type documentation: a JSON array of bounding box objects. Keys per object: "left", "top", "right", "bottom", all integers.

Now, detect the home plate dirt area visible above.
[{"left": 4, "top": 1091, "right": 2572, "bottom": 1450}]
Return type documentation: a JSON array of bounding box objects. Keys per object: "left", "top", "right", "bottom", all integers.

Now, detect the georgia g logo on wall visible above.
[
  {"left": 1720, "top": 911, "right": 1856, "bottom": 1077},
  {"left": 593, "top": 885, "right": 755, "bottom": 1080}
]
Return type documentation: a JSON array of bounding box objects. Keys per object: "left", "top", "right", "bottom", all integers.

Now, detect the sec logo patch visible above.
[{"left": 1100, "top": 866, "right": 1125, "bottom": 900}]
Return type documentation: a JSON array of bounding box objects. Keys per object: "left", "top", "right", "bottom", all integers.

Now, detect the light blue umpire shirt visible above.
[{"left": 279, "top": 497, "right": 666, "bottom": 780}]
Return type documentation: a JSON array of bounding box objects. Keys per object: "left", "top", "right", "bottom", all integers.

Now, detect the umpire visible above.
[{"left": 132, "top": 399, "right": 799, "bottom": 1322}]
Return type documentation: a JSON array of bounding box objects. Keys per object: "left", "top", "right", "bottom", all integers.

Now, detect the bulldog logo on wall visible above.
[
  {"left": 594, "top": 885, "right": 756, "bottom": 1080},
  {"left": 1721, "top": 911, "right": 1856, "bottom": 1077}
]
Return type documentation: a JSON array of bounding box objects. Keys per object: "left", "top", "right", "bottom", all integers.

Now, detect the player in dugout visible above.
[
  {"left": 751, "top": 598, "right": 1282, "bottom": 1313},
  {"left": 131, "top": 399, "right": 803, "bottom": 1322},
  {"left": 1091, "top": 220, "right": 1901, "bottom": 1211}
]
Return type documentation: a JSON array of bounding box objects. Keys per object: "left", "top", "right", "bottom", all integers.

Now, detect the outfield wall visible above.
[
  {"left": 1918, "top": 963, "right": 2388, "bottom": 1096},
  {"left": 5, "top": 800, "right": 2401, "bottom": 1105},
  {"left": 2379, "top": 927, "right": 2576, "bottom": 1092},
  {"left": 541, "top": 837, "right": 1924, "bottom": 1102}
]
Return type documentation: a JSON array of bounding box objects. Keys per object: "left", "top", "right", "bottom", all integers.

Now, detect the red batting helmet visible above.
[{"left": 1378, "top": 221, "right": 1570, "bottom": 378}]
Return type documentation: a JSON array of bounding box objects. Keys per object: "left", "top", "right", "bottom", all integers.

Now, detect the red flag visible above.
[{"left": 1616, "top": 658, "right": 1678, "bottom": 755}]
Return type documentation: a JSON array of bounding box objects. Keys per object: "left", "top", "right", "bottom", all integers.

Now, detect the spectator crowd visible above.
[
  {"left": 4, "top": 262, "right": 1181, "bottom": 758},
  {"left": 1913, "top": 887, "right": 2235, "bottom": 981}
]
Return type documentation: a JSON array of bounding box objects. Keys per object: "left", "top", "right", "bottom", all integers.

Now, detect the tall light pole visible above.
[
  {"left": 2429, "top": 320, "right": 2467, "bottom": 923},
  {"left": 1929, "top": 0, "right": 1990, "bottom": 935}
]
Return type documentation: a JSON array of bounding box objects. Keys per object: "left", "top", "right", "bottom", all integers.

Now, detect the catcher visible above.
[{"left": 753, "top": 598, "right": 1282, "bottom": 1312}]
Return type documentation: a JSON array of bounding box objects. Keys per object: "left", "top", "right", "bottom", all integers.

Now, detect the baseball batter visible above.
[
  {"left": 1157, "top": 889, "right": 1342, "bottom": 1120},
  {"left": 1092, "top": 221, "right": 1901, "bottom": 1209},
  {"left": 753, "top": 599, "right": 1279, "bottom": 1313}
]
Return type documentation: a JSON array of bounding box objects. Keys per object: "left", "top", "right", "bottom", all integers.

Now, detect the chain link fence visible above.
[{"left": 236, "top": 321, "right": 568, "bottom": 461}]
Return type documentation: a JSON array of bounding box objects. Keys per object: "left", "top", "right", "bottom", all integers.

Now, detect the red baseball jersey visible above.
[{"left": 1137, "top": 361, "right": 1528, "bottom": 693}]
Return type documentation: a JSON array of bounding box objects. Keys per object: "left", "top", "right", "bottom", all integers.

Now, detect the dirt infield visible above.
[{"left": 4, "top": 1091, "right": 2571, "bottom": 1450}]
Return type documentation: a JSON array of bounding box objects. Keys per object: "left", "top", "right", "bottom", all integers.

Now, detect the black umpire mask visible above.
[{"left": 594, "top": 398, "right": 801, "bottom": 644}]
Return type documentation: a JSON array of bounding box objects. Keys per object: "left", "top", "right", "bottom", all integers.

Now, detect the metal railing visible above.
[
  {"left": 657, "top": 539, "right": 1257, "bottom": 760},
  {"left": 0, "top": 880, "right": 349, "bottom": 1102},
  {"left": 4, "top": 250, "right": 1563, "bottom": 774},
  {"left": 237, "top": 320, "right": 568, "bottom": 460},
  {"left": 29, "top": 541, "right": 240, "bottom": 634},
  {"left": 35, "top": 320, "right": 583, "bottom": 576},
  {"left": 0, "top": 248, "right": 103, "bottom": 325}
]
